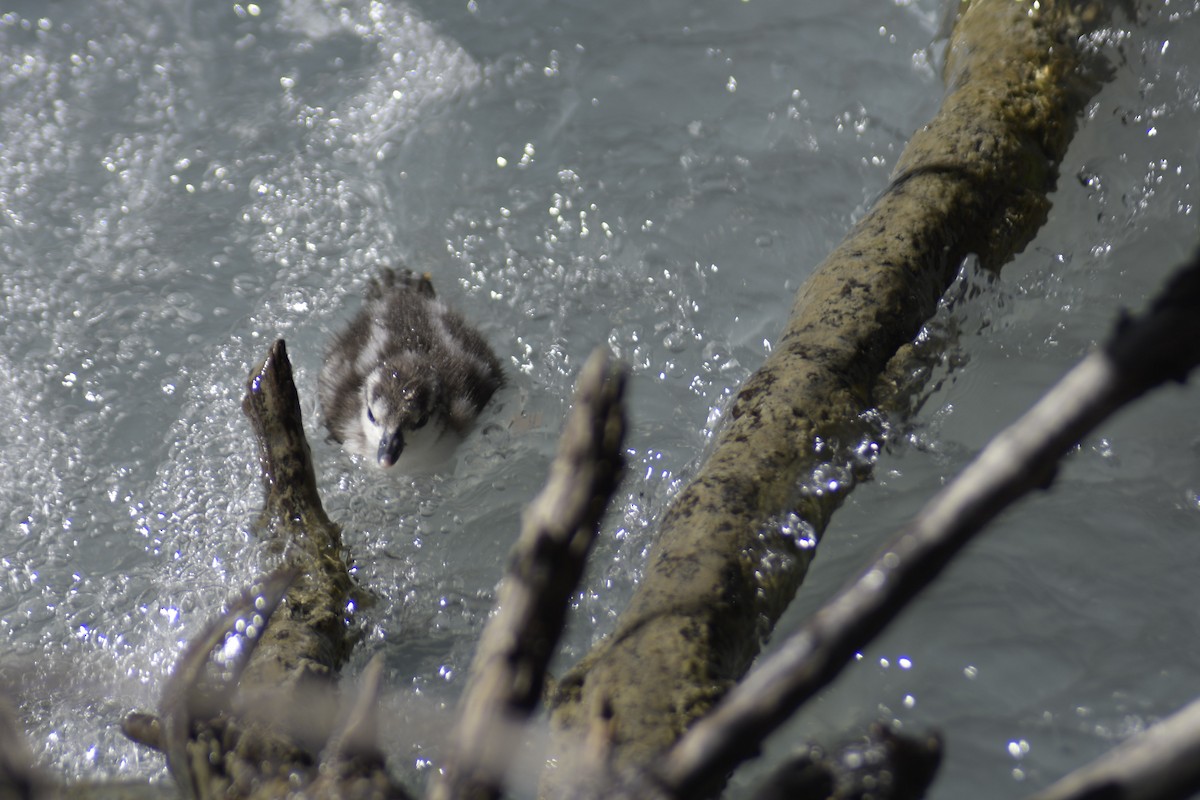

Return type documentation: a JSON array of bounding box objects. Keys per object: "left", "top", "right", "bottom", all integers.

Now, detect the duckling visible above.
[{"left": 318, "top": 267, "right": 504, "bottom": 470}]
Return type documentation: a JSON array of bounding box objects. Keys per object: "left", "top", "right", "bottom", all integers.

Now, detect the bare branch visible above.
[
  {"left": 238, "top": 338, "right": 356, "bottom": 694},
  {"left": 657, "top": 249, "right": 1200, "bottom": 795},
  {"left": 323, "top": 654, "right": 387, "bottom": 767},
  {"left": 431, "top": 348, "right": 629, "bottom": 800},
  {"left": 121, "top": 339, "right": 412, "bottom": 799}
]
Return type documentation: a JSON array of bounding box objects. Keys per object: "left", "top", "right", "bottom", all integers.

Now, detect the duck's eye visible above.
[{"left": 367, "top": 406, "right": 376, "bottom": 424}]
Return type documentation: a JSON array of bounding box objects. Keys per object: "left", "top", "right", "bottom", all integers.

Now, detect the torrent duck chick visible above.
[{"left": 318, "top": 267, "right": 504, "bottom": 470}]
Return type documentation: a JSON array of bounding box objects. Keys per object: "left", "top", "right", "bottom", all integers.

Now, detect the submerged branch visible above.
[
  {"left": 655, "top": 249, "right": 1200, "bottom": 795},
  {"left": 432, "top": 349, "right": 629, "bottom": 800},
  {"left": 752, "top": 724, "right": 942, "bottom": 800},
  {"left": 548, "top": 0, "right": 1114, "bottom": 781}
]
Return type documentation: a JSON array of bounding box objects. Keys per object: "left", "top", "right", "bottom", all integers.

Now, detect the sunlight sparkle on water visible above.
[
  {"left": 220, "top": 635, "right": 243, "bottom": 662},
  {"left": 1006, "top": 739, "right": 1030, "bottom": 758}
]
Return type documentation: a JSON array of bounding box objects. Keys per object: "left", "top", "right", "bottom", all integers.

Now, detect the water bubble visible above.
[{"left": 663, "top": 329, "right": 689, "bottom": 353}]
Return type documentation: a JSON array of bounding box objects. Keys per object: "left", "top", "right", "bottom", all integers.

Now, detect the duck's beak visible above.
[{"left": 377, "top": 430, "right": 405, "bottom": 467}]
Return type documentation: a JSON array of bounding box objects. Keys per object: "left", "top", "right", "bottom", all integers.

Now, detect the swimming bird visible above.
[{"left": 318, "top": 267, "right": 504, "bottom": 470}]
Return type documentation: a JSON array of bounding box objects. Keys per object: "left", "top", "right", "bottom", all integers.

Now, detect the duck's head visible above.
[{"left": 361, "top": 365, "right": 438, "bottom": 468}]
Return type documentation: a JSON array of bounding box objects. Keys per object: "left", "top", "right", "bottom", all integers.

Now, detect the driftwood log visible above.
[{"left": 545, "top": 0, "right": 1114, "bottom": 785}]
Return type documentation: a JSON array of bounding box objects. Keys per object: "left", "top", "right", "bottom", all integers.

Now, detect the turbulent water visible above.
[{"left": 0, "top": 0, "right": 1197, "bottom": 797}]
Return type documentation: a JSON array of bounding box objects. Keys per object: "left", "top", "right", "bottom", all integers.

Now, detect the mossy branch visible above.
[
  {"left": 117, "top": 339, "right": 412, "bottom": 800},
  {"left": 547, "top": 0, "right": 1114, "bottom": 783}
]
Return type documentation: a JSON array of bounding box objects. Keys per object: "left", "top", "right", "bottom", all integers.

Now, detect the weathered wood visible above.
[
  {"left": 546, "top": 0, "right": 1113, "bottom": 783},
  {"left": 156, "top": 569, "right": 298, "bottom": 800},
  {"left": 119, "top": 339, "right": 411, "bottom": 800},
  {"left": 658, "top": 249, "right": 1200, "bottom": 795},
  {"left": 239, "top": 338, "right": 356, "bottom": 694},
  {"left": 431, "top": 349, "right": 628, "bottom": 800}
]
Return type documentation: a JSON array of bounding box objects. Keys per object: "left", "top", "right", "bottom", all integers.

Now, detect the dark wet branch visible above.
[
  {"left": 655, "top": 249, "right": 1200, "bottom": 795},
  {"left": 242, "top": 339, "right": 323, "bottom": 525},
  {"left": 752, "top": 724, "right": 942, "bottom": 800},
  {"left": 431, "top": 348, "right": 629, "bottom": 800}
]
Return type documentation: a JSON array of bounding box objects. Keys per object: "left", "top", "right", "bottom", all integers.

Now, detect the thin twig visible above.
[{"left": 430, "top": 348, "right": 628, "bottom": 800}]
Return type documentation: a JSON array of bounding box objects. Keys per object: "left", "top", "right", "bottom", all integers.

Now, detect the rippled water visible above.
[{"left": 1, "top": 0, "right": 1197, "bottom": 797}]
